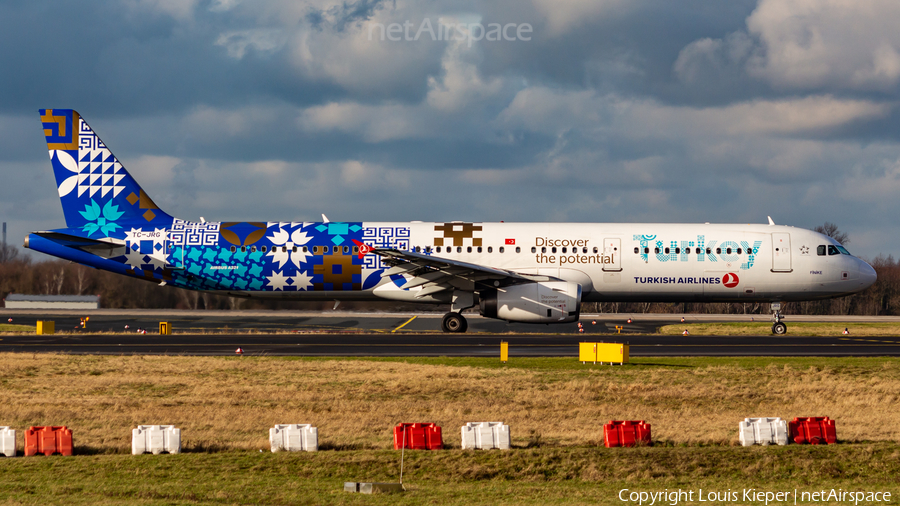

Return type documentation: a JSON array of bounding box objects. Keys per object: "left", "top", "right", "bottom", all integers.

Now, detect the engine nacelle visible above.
[{"left": 479, "top": 281, "right": 582, "bottom": 324}]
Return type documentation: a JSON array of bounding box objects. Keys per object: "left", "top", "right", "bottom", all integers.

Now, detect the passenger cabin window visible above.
[
  {"left": 716, "top": 248, "right": 721, "bottom": 254},
  {"left": 487, "top": 246, "right": 492, "bottom": 253},
  {"left": 467, "top": 246, "right": 472, "bottom": 253},
  {"left": 353, "top": 246, "right": 359, "bottom": 253},
  {"left": 240, "top": 246, "right": 246, "bottom": 252},
  {"left": 675, "top": 247, "right": 680, "bottom": 254},
  {"left": 531, "top": 247, "right": 537, "bottom": 253},
  {"left": 498, "top": 246, "right": 504, "bottom": 253},
  {"left": 344, "top": 246, "right": 350, "bottom": 253},
  {"left": 593, "top": 247, "right": 598, "bottom": 254},
  {"left": 541, "top": 247, "right": 547, "bottom": 253},
  {"left": 436, "top": 247, "right": 441, "bottom": 253},
  {"left": 664, "top": 247, "right": 670, "bottom": 254},
  {"left": 230, "top": 246, "right": 236, "bottom": 253},
  {"left": 725, "top": 247, "right": 731, "bottom": 254},
  {"left": 552, "top": 247, "right": 557, "bottom": 254},
  {"left": 695, "top": 248, "right": 701, "bottom": 254},
  {"left": 644, "top": 247, "right": 649, "bottom": 254},
  {"left": 515, "top": 247, "right": 521, "bottom": 253},
  {"left": 457, "top": 247, "right": 462, "bottom": 253},
  {"left": 477, "top": 246, "right": 482, "bottom": 253},
  {"left": 583, "top": 247, "right": 588, "bottom": 254},
  {"left": 654, "top": 247, "right": 660, "bottom": 254},
  {"left": 634, "top": 247, "right": 640, "bottom": 254}
]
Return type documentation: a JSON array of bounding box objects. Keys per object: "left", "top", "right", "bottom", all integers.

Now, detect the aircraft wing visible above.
[{"left": 372, "top": 248, "right": 547, "bottom": 298}]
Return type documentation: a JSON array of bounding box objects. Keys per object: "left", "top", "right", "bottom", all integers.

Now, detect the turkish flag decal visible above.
[{"left": 505, "top": 238, "right": 515, "bottom": 245}]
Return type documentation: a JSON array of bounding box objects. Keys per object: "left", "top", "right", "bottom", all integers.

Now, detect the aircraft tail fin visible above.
[{"left": 39, "top": 109, "right": 174, "bottom": 235}]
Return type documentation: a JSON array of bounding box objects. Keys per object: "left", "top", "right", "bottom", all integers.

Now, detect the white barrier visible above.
[
  {"left": 0, "top": 427, "right": 15, "bottom": 457},
  {"left": 461, "top": 422, "right": 510, "bottom": 450},
  {"left": 739, "top": 417, "right": 788, "bottom": 446},
  {"left": 270, "top": 424, "right": 318, "bottom": 452},
  {"left": 132, "top": 425, "right": 182, "bottom": 455}
]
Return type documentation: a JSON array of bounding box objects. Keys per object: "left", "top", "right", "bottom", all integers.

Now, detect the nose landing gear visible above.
[{"left": 771, "top": 302, "right": 787, "bottom": 334}]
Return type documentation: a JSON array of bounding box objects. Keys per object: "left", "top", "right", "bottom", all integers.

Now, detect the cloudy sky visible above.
[{"left": 2, "top": 0, "right": 899, "bottom": 260}]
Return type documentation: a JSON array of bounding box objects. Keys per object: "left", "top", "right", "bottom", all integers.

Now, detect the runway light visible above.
[
  {"left": 591, "top": 320, "right": 596, "bottom": 325},
  {"left": 236, "top": 347, "right": 244, "bottom": 355},
  {"left": 7, "top": 318, "right": 11, "bottom": 322}
]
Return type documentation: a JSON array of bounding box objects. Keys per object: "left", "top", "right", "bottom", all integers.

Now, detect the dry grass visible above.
[
  {"left": 0, "top": 354, "right": 899, "bottom": 453},
  {"left": 658, "top": 322, "right": 900, "bottom": 336}
]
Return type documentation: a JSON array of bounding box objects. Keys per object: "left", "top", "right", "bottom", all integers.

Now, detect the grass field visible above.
[
  {"left": 0, "top": 323, "right": 35, "bottom": 332},
  {"left": 0, "top": 354, "right": 898, "bottom": 504},
  {"left": 659, "top": 322, "right": 900, "bottom": 336}
]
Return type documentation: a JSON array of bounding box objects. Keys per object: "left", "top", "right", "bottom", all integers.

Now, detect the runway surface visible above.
[
  {"left": 2, "top": 331, "right": 900, "bottom": 356},
  {"left": 2, "top": 311, "right": 900, "bottom": 356}
]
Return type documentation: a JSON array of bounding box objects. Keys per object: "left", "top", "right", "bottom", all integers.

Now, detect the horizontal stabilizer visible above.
[{"left": 33, "top": 231, "right": 126, "bottom": 257}]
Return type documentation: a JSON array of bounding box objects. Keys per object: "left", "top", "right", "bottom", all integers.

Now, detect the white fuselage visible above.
[{"left": 246, "top": 221, "right": 875, "bottom": 304}]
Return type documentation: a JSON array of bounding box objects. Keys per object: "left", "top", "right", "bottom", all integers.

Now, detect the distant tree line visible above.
[{"left": 3, "top": 224, "right": 895, "bottom": 315}]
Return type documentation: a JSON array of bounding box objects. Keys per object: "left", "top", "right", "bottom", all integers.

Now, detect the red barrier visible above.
[
  {"left": 393, "top": 423, "right": 442, "bottom": 450},
  {"left": 24, "top": 426, "right": 73, "bottom": 456},
  {"left": 604, "top": 420, "right": 652, "bottom": 447},
  {"left": 789, "top": 417, "right": 837, "bottom": 445}
]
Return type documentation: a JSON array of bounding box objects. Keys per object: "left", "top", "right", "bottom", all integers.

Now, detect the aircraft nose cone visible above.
[{"left": 859, "top": 260, "right": 877, "bottom": 289}]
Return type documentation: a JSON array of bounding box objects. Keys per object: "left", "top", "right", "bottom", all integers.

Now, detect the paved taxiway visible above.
[{"left": 2, "top": 311, "right": 899, "bottom": 356}]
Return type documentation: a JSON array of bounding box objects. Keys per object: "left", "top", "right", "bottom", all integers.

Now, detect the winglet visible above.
[
  {"left": 352, "top": 239, "right": 373, "bottom": 259},
  {"left": 767, "top": 216, "right": 775, "bottom": 226},
  {"left": 322, "top": 214, "right": 330, "bottom": 223}
]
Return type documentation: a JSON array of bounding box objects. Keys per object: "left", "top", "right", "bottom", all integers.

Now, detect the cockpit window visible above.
[
  {"left": 837, "top": 246, "right": 851, "bottom": 255},
  {"left": 828, "top": 245, "right": 840, "bottom": 256},
  {"left": 817, "top": 245, "right": 826, "bottom": 256}
]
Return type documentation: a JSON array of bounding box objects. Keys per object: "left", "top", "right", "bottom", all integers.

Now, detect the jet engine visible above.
[{"left": 479, "top": 281, "right": 582, "bottom": 323}]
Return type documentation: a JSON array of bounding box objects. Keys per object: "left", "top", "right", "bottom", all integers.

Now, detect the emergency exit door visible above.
[{"left": 602, "top": 238, "right": 622, "bottom": 272}]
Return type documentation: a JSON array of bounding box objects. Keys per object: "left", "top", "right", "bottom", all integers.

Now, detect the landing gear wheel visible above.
[
  {"left": 441, "top": 312, "right": 468, "bottom": 333},
  {"left": 772, "top": 322, "right": 787, "bottom": 335}
]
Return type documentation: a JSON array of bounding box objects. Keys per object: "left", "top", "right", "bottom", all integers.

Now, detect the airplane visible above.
[{"left": 26, "top": 109, "right": 877, "bottom": 334}]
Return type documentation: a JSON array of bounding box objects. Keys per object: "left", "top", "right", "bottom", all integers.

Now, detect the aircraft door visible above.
[
  {"left": 166, "top": 229, "right": 185, "bottom": 270},
  {"left": 602, "top": 238, "right": 622, "bottom": 272},
  {"left": 771, "top": 233, "right": 792, "bottom": 272}
]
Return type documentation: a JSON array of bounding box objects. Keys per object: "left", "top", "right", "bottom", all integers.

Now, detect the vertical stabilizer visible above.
[{"left": 39, "top": 109, "right": 174, "bottom": 236}]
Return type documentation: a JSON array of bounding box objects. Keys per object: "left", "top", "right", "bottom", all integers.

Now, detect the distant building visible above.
[{"left": 3, "top": 294, "right": 100, "bottom": 310}]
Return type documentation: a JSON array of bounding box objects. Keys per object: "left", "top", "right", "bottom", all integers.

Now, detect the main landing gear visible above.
[{"left": 441, "top": 312, "right": 468, "bottom": 333}]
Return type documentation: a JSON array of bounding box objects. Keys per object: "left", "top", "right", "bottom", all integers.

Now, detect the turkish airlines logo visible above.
[
  {"left": 352, "top": 239, "right": 374, "bottom": 259},
  {"left": 722, "top": 273, "right": 740, "bottom": 288}
]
